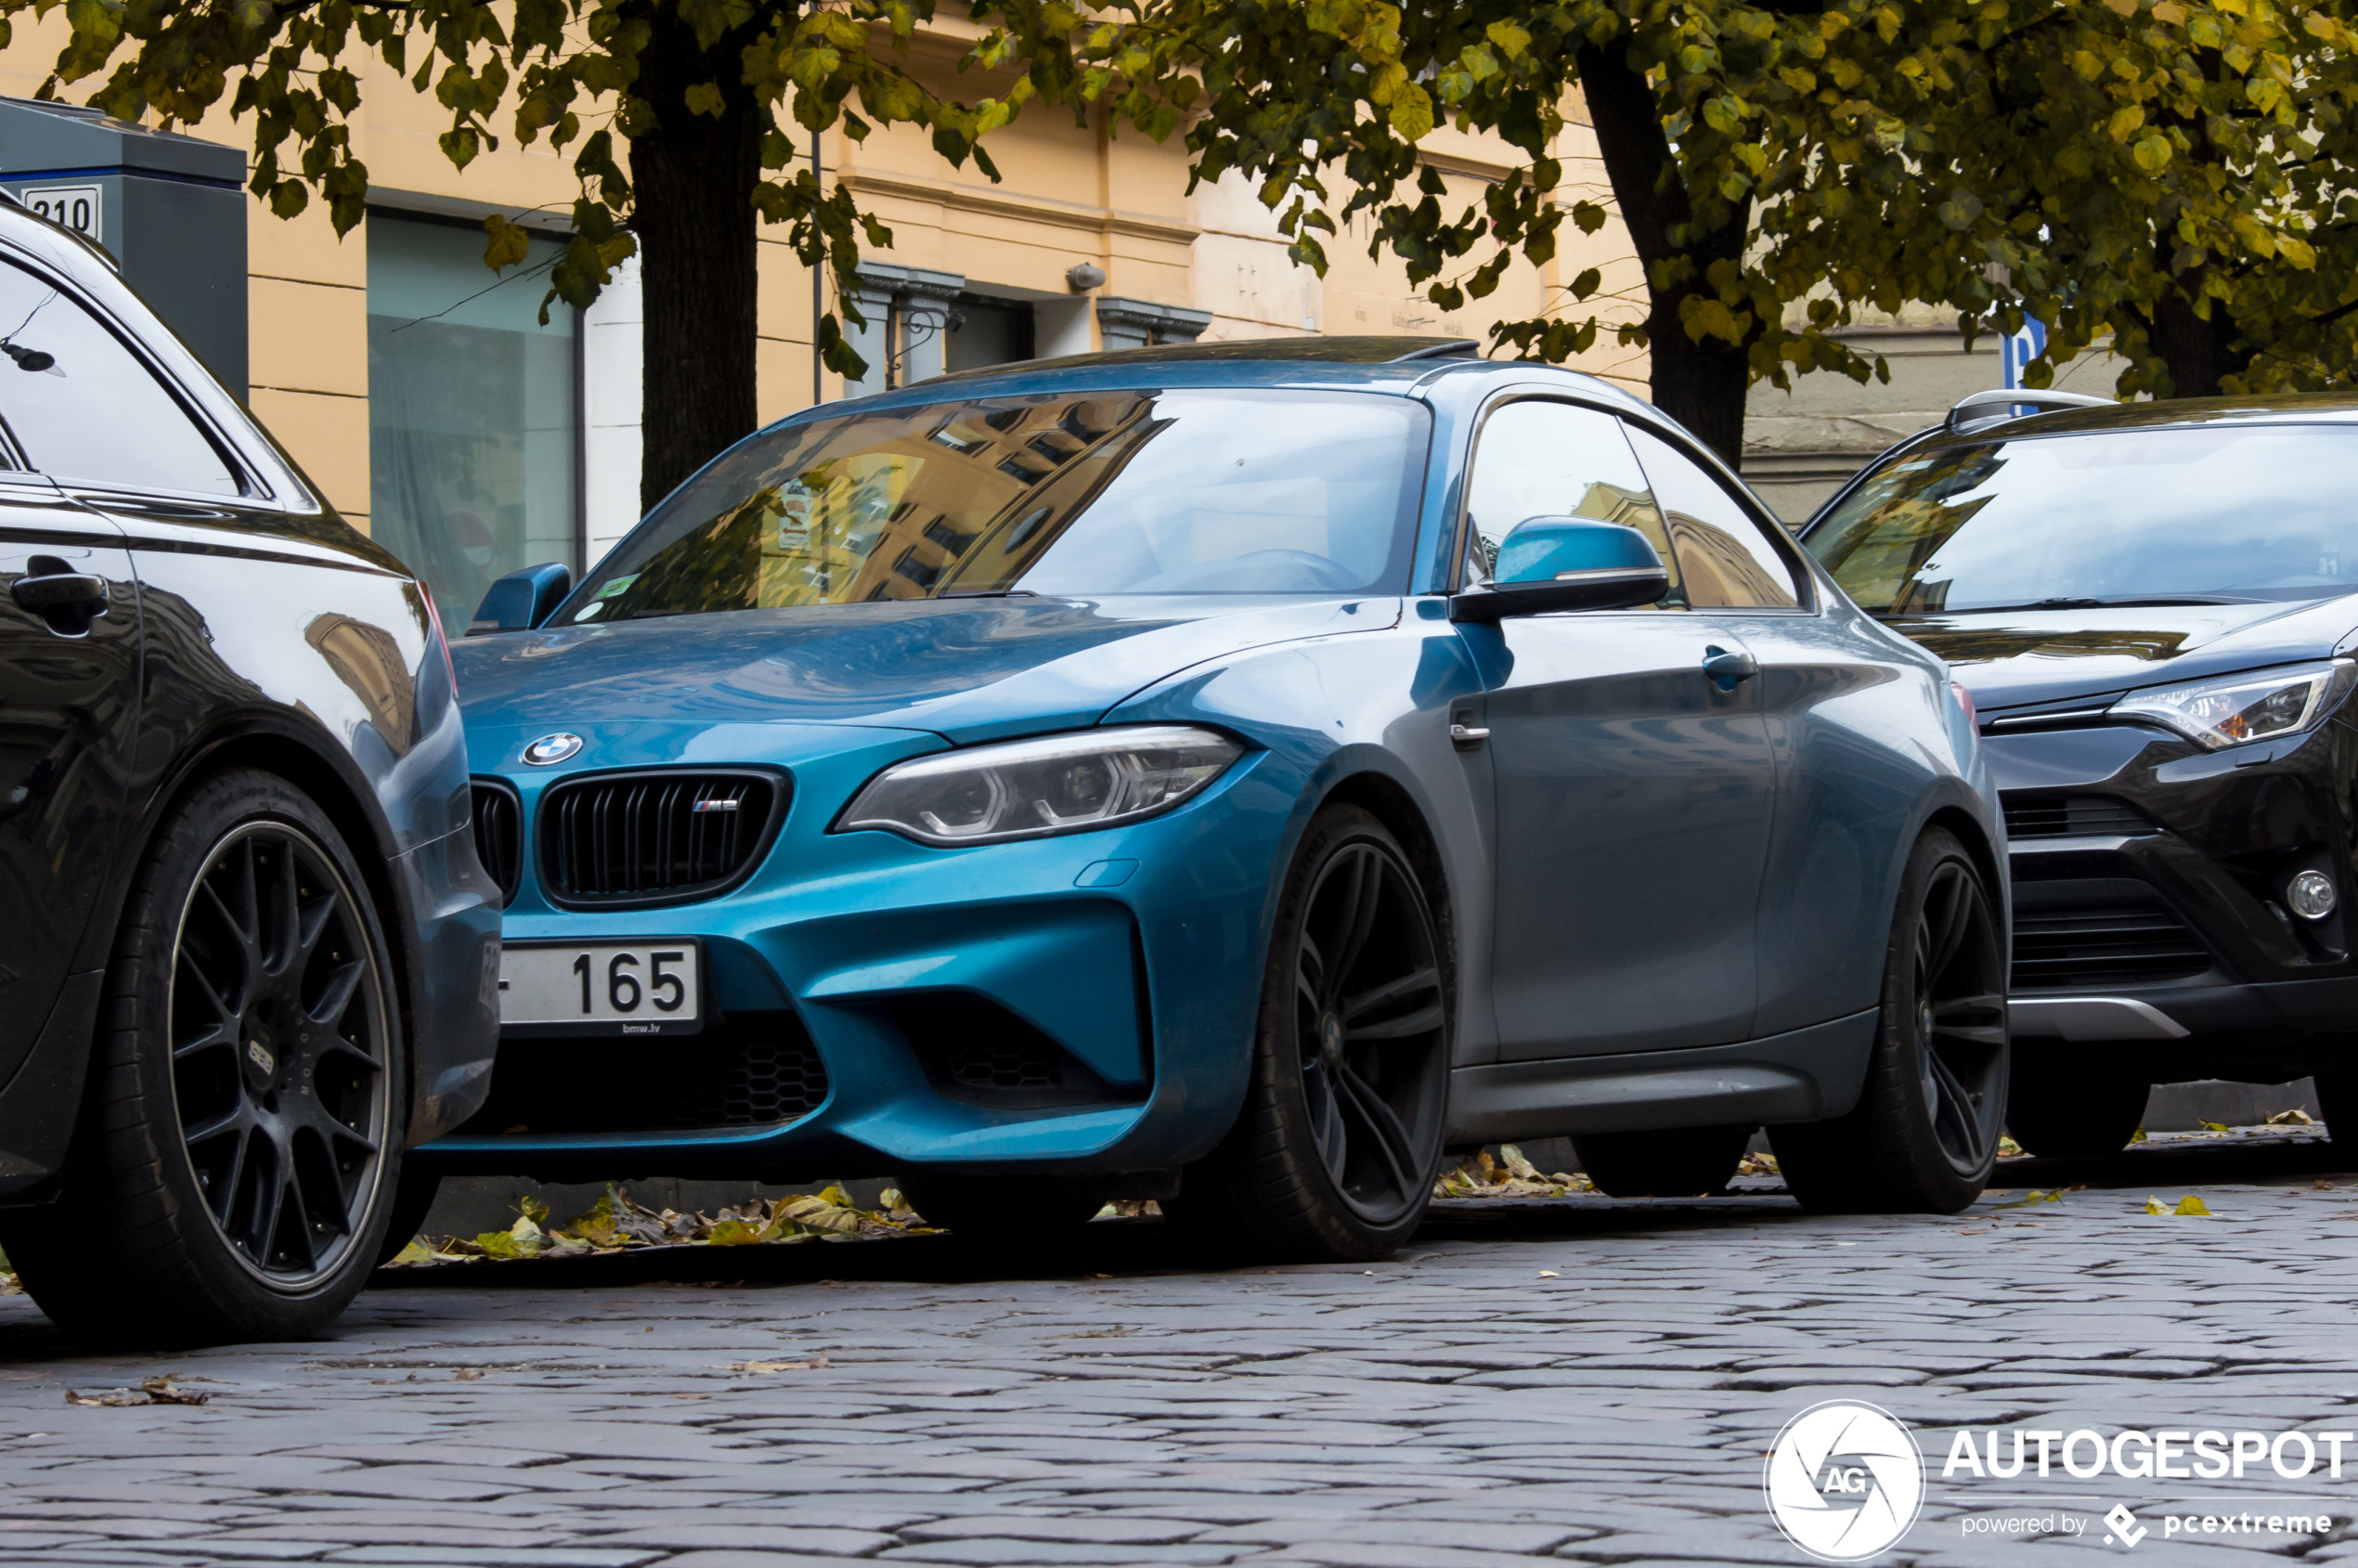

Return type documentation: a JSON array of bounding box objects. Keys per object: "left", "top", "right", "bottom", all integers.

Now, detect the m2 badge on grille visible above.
[{"left": 499, "top": 940, "right": 706, "bottom": 1037}]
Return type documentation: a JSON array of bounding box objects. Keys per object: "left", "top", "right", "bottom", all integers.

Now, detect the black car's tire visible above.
[
  {"left": 372, "top": 1167, "right": 444, "bottom": 1268},
  {"left": 2004, "top": 1051, "right": 2150, "bottom": 1159},
  {"left": 1164, "top": 805, "right": 1450, "bottom": 1262},
  {"left": 895, "top": 1174, "right": 1106, "bottom": 1238},
  {"left": 5, "top": 770, "right": 403, "bottom": 1345},
  {"left": 1571, "top": 1126, "right": 1751, "bottom": 1198},
  {"left": 1772, "top": 828, "right": 2009, "bottom": 1215},
  {"left": 2311, "top": 1062, "right": 2357, "bottom": 1148}
]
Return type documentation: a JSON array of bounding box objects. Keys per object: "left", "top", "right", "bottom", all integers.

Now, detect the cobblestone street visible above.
[{"left": 3, "top": 1134, "right": 2354, "bottom": 1568}]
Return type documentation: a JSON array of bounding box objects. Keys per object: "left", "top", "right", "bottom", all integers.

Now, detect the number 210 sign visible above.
[{"left": 20, "top": 185, "right": 102, "bottom": 241}]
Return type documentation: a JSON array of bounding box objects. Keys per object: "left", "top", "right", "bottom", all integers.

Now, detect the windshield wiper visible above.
[{"left": 1898, "top": 593, "right": 2263, "bottom": 616}]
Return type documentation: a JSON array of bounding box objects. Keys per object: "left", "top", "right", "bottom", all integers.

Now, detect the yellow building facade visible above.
[{"left": 1, "top": 18, "right": 1645, "bottom": 618}]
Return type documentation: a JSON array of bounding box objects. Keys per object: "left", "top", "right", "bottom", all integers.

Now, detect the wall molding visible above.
[{"left": 836, "top": 169, "right": 1200, "bottom": 248}]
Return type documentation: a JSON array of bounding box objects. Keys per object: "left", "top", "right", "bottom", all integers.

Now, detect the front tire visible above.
[
  {"left": 3, "top": 770, "right": 404, "bottom": 1344},
  {"left": 1772, "top": 828, "right": 2008, "bottom": 1215},
  {"left": 1165, "top": 805, "right": 1450, "bottom": 1262}
]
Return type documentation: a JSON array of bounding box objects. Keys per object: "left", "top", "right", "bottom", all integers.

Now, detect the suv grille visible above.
[
  {"left": 471, "top": 780, "right": 522, "bottom": 907},
  {"left": 2015, "top": 907, "right": 2210, "bottom": 988},
  {"left": 2004, "top": 794, "right": 2157, "bottom": 840},
  {"left": 456, "top": 1013, "right": 831, "bottom": 1134},
  {"left": 539, "top": 770, "right": 784, "bottom": 908}
]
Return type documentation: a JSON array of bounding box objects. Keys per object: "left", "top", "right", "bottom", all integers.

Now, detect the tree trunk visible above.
[
  {"left": 630, "top": 18, "right": 765, "bottom": 513},
  {"left": 2147, "top": 287, "right": 2247, "bottom": 400},
  {"left": 1574, "top": 44, "right": 1756, "bottom": 467}
]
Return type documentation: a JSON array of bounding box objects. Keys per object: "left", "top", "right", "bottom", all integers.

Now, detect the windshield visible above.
[
  {"left": 1807, "top": 423, "right": 2358, "bottom": 615},
  {"left": 562, "top": 388, "right": 1430, "bottom": 621}
]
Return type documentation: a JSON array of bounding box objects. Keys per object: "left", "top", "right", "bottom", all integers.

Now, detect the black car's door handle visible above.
[
  {"left": 12, "top": 559, "right": 110, "bottom": 633},
  {"left": 1703, "top": 647, "right": 1757, "bottom": 687}
]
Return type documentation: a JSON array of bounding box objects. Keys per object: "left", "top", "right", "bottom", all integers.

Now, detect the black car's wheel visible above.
[
  {"left": 1166, "top": 805, "right": 1450, "bottom": 1261},
  {"left": 2004, "top": 1050, "right": 2150, "bottom": 1159},
  {"left": 1772, "top": 828, "right": 2008, "bottom": 1215},
  {"left": 373, "top": 1168, "right": 445, "bottom": 1268},
  {"left": 4, "top": 771, "right": 403, "bottom": 1344},
  {"left": 895, "top": 1174, "right": 1106, "bottom": 1238},
  {"left": 1571, "top": 1125, "right": 1751, "bottom": 1198},
  {"left": 2307, "top": 1061, "right": 2355, "bottom": 1148}
]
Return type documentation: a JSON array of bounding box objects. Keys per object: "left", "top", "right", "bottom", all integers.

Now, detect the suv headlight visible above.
[
  {"left": 836, "top": 725, "right": 1244, "bottom": 846},
  {"left": 2112, "top": 660, "right": 2357, "bottom": 750}
]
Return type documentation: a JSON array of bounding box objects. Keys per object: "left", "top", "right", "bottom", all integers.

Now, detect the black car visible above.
[
  {"left": 1804, "top": 389, "right": 2358, "bottom": 1155},
  {"left": 0, "top": 200, "right": 500, "bottom": 1341}
]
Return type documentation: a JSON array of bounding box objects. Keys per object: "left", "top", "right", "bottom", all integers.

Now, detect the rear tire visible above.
[
  {"left": 1571, "top": 1126, "right": 1750, "bottom": 1198},
  {"left": 3, "top": 770, "right": 404, "bottom": 1345},
  {"left": 1773, "top": 828, "right": 2008, "bottom": 1215},
  {"left": 2005, "top": 1051, "right": 2149, "bottom": 1159},
  {"left": 1164, "top": 806, "right": 1450, "bottom": 1262}
]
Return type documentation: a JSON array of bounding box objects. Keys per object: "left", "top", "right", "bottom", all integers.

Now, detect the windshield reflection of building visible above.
[{"left": 742, "top": 395, "right": 1166, "bottom": 606}]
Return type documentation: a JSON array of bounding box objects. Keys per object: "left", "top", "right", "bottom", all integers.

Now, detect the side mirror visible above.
[
  {"left": 470, "top": 563, "right": 574, "bottom": 635},
  {"left": 1449, "top": 517, "right": 1670, "bottom": 623}
]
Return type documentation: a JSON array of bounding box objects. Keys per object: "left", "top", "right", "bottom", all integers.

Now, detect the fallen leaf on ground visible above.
[
  {"left": 730, "top": 1354, "right": 830, "bottom": 1373},
  {"left": 1536, "top": 1270, "right": 1560, "bottom": 1278},
  {"left": 454, "top": 1367, "right": 484, "bottom": 1381},
  {"left": 65, "top": 1378, "right": 206, "bottom": 1407},
  {"left": 1993, "top": 1188, "right": 2064, "bottom": 1210},
  {"left": 2268, "top": 1108, "right": 2315, "bottom": 1125},
  {"left": 2146, "top": 1194, "right": 2214, "bottom": 1215}
]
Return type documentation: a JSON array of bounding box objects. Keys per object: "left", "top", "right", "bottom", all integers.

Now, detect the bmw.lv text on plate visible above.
[
  {"left": 443, "top": 338, "right": 2008, "bottom": 1255},
  {"left": 0, "top": 198, "right": 501, "bottom": 1342}
]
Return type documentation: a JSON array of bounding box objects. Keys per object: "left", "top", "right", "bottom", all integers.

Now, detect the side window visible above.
[
  {"left": 1461, "top": 399, "right": 1682, "bottom": 608},
  {"left": 0, "top": 260, "right": 240, "bottom": 497},
  {"left": 1626, "top": 423, "right": 1801, "bottom": 609}
]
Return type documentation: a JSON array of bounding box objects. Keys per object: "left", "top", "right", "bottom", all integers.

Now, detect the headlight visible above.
[
  {"left": 836, "top": 726, "right": 1244, "bottom": 846},
  {"left": 2111, "top": 661, "right": 2357, "bottom": 750}
]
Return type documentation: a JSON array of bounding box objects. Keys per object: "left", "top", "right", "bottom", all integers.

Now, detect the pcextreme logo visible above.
[{"left": 1764, "top": 1401, "right": 1927, "bottom": 1562}]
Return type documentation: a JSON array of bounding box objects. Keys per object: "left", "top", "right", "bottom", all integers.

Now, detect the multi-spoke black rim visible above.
[
  {"left": 1913, "top": 860, "right": 2009, "bottom": 1175},
  {"left": 169, "top": 823, "right": 389, "bottom": 1285},
  {"left": 1291, "top": 840, "right": 1447, "bottom": 1224}
]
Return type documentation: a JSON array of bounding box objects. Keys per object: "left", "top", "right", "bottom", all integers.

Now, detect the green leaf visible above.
[{"left": 1388, "top": 82, "right": 1433, "bottom": 141}]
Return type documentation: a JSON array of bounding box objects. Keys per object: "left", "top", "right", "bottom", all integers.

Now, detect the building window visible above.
[
  {"left": 946, "top": 298, "right": 1036, "bottom": 373},
  {"left": 367, "top": 211, "right": 580, "bottom": 623}
]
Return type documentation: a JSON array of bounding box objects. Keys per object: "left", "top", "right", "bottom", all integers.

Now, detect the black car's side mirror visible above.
[
  {"left": 470, "top": 563, "right": 574, "bottom": 635},
  {"left": 1449, "top": 517, "right": 1671, "bottom": 623}
]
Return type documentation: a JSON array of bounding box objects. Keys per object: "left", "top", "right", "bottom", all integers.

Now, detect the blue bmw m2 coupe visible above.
[{"left": 431, "top": 338, "right": 2008, "bottom": 1260}]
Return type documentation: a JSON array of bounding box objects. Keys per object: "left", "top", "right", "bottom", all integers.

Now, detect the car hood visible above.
[
  {"left": 1889, "top": 596, "right": 2358, "bottom": 713},
  {"left": 454, "top": 593, "right": 1397, "bottom": 751}
]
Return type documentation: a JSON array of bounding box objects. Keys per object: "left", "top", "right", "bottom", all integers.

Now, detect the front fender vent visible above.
[
  {"left": 470, "top": 778, "right": 522, "bottom": 908},
  {"left": 538, "top": 769, "right": 786, "bottom": 909}
]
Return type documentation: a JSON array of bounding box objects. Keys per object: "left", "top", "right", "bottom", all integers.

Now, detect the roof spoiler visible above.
[{"left": 1948, "top": 387, "right": 2111, "bottom": 432}]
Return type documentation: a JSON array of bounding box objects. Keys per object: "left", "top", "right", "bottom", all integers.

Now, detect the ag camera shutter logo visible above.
[{"left": 1764, "top": 1401, "right": 1926, "bottom": 1562}]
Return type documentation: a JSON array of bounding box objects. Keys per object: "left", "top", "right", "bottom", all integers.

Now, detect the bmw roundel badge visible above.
[{"left": 522, "top": 732, "right": 585, "bottom": 766}]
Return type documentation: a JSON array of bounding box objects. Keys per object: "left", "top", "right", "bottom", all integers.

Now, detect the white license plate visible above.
[{"left": 499, "top": 941, "right": 705, "bottom": 1037}]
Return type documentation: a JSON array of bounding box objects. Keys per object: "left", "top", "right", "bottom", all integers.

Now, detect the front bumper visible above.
[
  {"left": 1989, "top": 717, "right": 2358, "bottom": 1079},
  {"left": 410, "top": 720, "right": 1294, "bottom": 1184}
]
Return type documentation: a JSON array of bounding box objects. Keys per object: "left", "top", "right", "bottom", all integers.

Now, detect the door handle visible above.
[
  {"left": 12, "top": 557, "right": 110, "bottom": 635},
  {"left": 1703, "top": 646, "right": 1757, "bottom": 689},
  {"left": 1449, "top": 706, "right": 1489, "bottom": 749}
]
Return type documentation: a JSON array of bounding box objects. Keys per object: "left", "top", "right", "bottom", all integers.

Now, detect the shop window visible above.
[{"left": 367, "top": 212, "right": 580, "bottom": 622}]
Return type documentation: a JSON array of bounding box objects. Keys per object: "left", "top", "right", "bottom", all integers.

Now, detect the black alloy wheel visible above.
[
  {"left": 0, "top": 771, "right": 405, "bottom": 1344},
  {"left": 1908, "top": 856, "right": 2011, "bottom": 1177},
  {"left": 170, "top": 821, "right": 393, "bottom": 1282},
  {"left": 1168, "top": 804, "right": 1450, "bottom": 1260},
  {"left": 1774, "top": 828, "right": 2009, "bottom": 1214}
]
